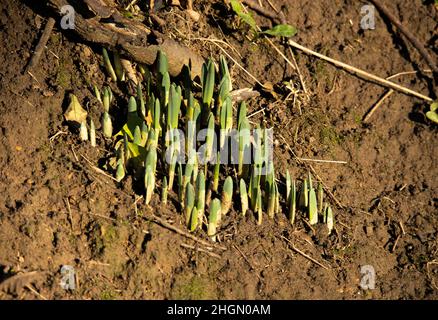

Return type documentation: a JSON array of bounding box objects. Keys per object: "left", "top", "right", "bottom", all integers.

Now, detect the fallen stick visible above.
[
  {"left": 180, "top": 243, "right": 222, "bottom": 259},
  {"left": 25, "top": 17, "right": 55, "bottom": 73},
  {"left": 242, "top": 0, "right": 286, "bottom": 24},
  {"left": 288, "top": 39, "right": 433, "bottom": 102},
  {"left": 369, "top": 0, "right": 438, "bottom": 76},
  {"left": 362, "top": 71, "right": 432, "bottom": 122},
  {"left": 46, "top": 0, "right": 204, "bottom": 78},
  {"left": 363, "top": 89, "right": 394, "bottom": 122},
  {"left": 297, "top": 158, "right": 347, "bottom": 164},
  {"left": 145, "top": 212, "right": 227, "bottom": 251},
  {"left": 280, "top": 236, "right": 330, "bottom": 270}
]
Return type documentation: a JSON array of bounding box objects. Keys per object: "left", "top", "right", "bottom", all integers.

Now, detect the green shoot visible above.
[
  {"left": 102, "top": 48, "right": 117, "bottom": 82},
  {"left": 162, "top": 176, "right": 168, "bottom": 204},
  {"left": 208, "top": 199, "right": 221, "bottom": 242},
  {"left": 308, "top": 187, "right": 318, "bottom": 225},
  {"left": 239, "top": 179, "right": 248, "bottom": 216},
  {"left": 289, "top": 179, "right": 296, "bottom": 224},
  {"left": 90, "top": 119, "right": 96, "bottom": 147},
  {"left": 221, "top": 176, "right": 233, "bottom": 215}
]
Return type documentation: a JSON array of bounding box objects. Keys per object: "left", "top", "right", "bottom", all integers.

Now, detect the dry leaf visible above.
[{"left": 64, "top": 94, "right": 87, "bottom": 124}]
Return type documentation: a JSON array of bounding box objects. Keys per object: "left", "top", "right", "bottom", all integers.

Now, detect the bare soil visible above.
[{"left": 0, "top": 0, "right": 437, "bottom": 299}]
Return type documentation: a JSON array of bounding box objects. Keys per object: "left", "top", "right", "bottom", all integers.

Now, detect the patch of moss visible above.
[
  {"left": 171, "top": 276, "right": 215, "bottom": 300},
  {"left": 56, "top": 62, "right": 72, "bottom": 89},
  {"left": 87, "top": 222, "right": 105, "bottom": 257},
  {"left": 310, "top": 46, "right": 330, "bottom": 81},
  {"left": 319, "top": 126, "right": 343, "bottom": 147},
  {"left": 102, "top": 224, "right": 118, "bottom": 244},
  {"left": 333, "top": 244, "right": 359, "bottom": 259},
  {"left": 100, "top": 289, "right": 119, "bottom": 300},
  {"left": 353, "top": 112, "right": 363, "bottom": 126},
  {"left": 50, "top": 33, "right": 61, "bottom": 46}
]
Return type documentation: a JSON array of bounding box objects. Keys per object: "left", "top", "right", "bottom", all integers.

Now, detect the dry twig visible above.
[
  {"left": 280, "top": 236, "right": 330, "bottom": 270},
  {"left": 181, "top": 243, "right": 222, "bottom": 259},
  {"left": 288, "top": 40, "right": 433, "bottom": 102},
  {"left": 25, "top": 18, "right": 55, "bottom": 73},
  {"left": 369, "top": 0, "right": 438, "bottom": 76},
  {"left": 145, "top": 212, "right": 227, "bottom": 251},
  {"left": 241, "top": 0, "right": 286, "bottom": 24}
]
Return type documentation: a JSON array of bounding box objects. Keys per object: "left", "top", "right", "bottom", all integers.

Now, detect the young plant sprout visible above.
[
  {"left": 212, "top": 152, "right": 220, "bottom": 192},
  {"left": 202, "top": 58, "right": 215, "bottom": 109},
  {"left": 161, "top": 176, "right": 168, "bottom": 204},
  {"left": 115, "top": 160, "right": 125, "bottom": 182},
  {"left": 298, "top": 179, "right": 308, "bottom": 209},
  {"left": 81, "top": 50, "right": 342, "bottom": 241},
  {"left": 192, "top": 153, "right": 199, "bottom": 185},
  {"left": 238, "top": 118, "right": 250, "bottom": 177},
  {"left": 141, "top": 122, "right": 148, "bottom": 146},
  {"left": 286, "top": 170, "right": 291, "bottom": 203},
  {"left": 325, "top": 205, "right": 334, "bottom": 234},
  {"left": 133, "top": 126, "right": 142, "bottom": 145},
  {"left": 205, "top": 112, "right": 215, "bottom": 167},
  {"left": 144, "top": 145, "right": 157, "bottom": 205},
  {"left": 185, "top": 183, "right": 195, "bottom": 227},
  {"left": 196, "top": 171, "right": 206, "bottom": 222},
  {"left": 289, "top": 179, "right": 296, "bottom": 225},
  {"left": 101, "top": 87, "right": 113, "bottom": 138},
  {"left": 189, "top": 206, "right": 198, "bottom": 232},
  {"left": 221, "top": 176, "right": 233, "bottom": 215},
  {"left": 79, "top": 121, "right": 88, "bottom": 141},
  {"left": 102, "top": 48, "right": 117, "bottom": 82},
  {"left": 239, "top": 179, "right": 248, "bottom": 216},
  {"left": 208, "top": 198, "right": 221, "bottom": 242},
  {"left": 308, "top": 185, "right": 318, "bottom": 225},
  {"left": 219, "top": 96, "right": 233, "bottom": 150},
  {"left": 113, "top": 51, "right": 125, "bottom": 82},
  {"left": 90, "top": 119, "right": 96, "bottom": 147},
  {"left": 317, "top": 182, "right": 323, "bottom": 213},
  {"left": 94, "top": 85, "right": 102, "bottom": 104}
]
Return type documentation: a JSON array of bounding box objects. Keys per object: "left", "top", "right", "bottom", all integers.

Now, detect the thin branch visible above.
[
  {"left": 280, "top": 236, "right": 330, "bottom": 270},
  {"left": 363, "top": 89, "right": 394, "bottom": 122},
  {"left": 297, "top": 158, "right": 347, "bottom": 164},
  {"left": 25, "top": 18, "right": 55, "bottom": 73},
  {"left": 145, "top": 212, "right": 227, "bottom": 251},
  {"left": 241, "top": 0, "right": 286, "bottom": 24},
  {"left": 181, "top": 243, "right": 222, "bottom": 259},
  {"left": 369, "top": 0, "right": 438, "bottom": 75},
  {"left": 288, "top": 39, "right": 433, "bottom": 102}
]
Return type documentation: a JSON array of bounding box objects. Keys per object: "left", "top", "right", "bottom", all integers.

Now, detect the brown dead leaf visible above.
[{"left": 64, "top": 94, "right": 87, "bottom": 124}]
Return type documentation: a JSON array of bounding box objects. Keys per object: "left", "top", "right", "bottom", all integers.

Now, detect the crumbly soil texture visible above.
[{"left": 0, "top": 0, "right": 437, "bottom": 299}]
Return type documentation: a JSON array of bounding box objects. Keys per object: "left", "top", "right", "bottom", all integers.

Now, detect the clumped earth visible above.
[{"left": 0, "top": 0, "right": 437, "bottom": 299}]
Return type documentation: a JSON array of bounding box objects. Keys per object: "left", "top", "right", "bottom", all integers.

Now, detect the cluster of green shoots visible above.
[{"left": 88, "top": 49, "right": 334, "bottom": 241}]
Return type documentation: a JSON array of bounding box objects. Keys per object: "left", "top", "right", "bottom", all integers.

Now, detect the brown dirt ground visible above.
[{"left": 0, "top": 0, "right": 437, "bottom": 299}]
